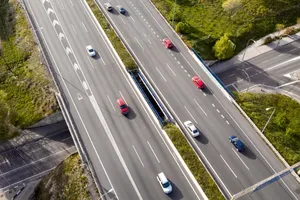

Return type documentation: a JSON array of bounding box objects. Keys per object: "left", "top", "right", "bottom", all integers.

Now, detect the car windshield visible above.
[
  {"left": 193, "top": 129, "right": 198, "bottom": 134},
  {"left": 120, "top": 105, "right": 127, "bottom": 109},
  {"left": 88, "top": 49, "right": 93, "bottom": 52},
  {"left": 162, "top": 181, "right": 170, "bottom": 188}
]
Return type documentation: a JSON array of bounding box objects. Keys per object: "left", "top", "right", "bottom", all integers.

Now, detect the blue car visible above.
[
  {"left": 229, "top": 136, "right": 245, "bottom": 152},
  {"left": 117, "top": 5, "right": 125, "bottom": 14}
]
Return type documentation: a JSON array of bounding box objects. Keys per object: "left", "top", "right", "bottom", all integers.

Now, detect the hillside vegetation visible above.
[
  {"left": 32, "top": 153, "right": 90, "bottom": 200},
  {"left": 234, "top": 93, "right": 300, "bottom": 165},
  {"left": 0, "top": 0, "right": 57, "bottom": 140},
  {"left": 152, "top": 0, "right": 300, "bottom": 59}
]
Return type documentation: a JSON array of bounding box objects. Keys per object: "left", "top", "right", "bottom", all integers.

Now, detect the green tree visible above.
[{"left": 213, "top": 34, "right": 235, "bottom": 60}]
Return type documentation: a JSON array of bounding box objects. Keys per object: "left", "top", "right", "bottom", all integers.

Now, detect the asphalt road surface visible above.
[
  {"left": 217, "top": 40, "right": 300, "bottom": 94},
  {"left": 94, "top": 0, "right": 300, "bottom": 199},
  {"left": 23, "top": 0, "right": 204, "bottom": 199},
  {"left": 0, "top": 122, "right": 75, "bottom": 191}
]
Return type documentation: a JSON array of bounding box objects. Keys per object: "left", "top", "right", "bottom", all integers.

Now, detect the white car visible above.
[
  {"left": 184, "top": 121, "right": 200, "bottom": 137},
  {"left": 104, "top": 2, "right": 112, "bottom": 11},
  {"left": 157, "top": 172, "right": 172, "bottom": 194},
  {"left": 86, "top": 45, "right": 96, "bottom": 57}
]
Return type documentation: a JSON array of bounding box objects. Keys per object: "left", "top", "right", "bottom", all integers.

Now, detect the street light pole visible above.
[
  {"left": 98, "top": 188, "right": 113, "bottom": 200},
  {"left": 262, "top": 107, "right": 276, "bottom": 133},
  {"left": 241, "top": 39, "right": 257, "bottom": 61},
  {"left": 172, "top": 0, "right": 177, "bottom": 27},
  {"left": 241, "top": 69, "right": 251, "bottom": 91}
]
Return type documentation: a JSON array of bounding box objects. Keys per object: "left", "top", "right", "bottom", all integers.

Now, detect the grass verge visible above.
[
  {"left": 0, "top": 0, "right": 57, "bottom": 140},
  {"left": 234, "top": 92, "right": 300, "bottom": 165},
  {"left": 151, "top": 0, "right": 300, "bottom": 59},
  {"left": 164, "top": 123, "right": 224, "bottom": 200},
  {"left": 86, "top": 0, "right": 137, "bottom": 71},
  {"left": 32, "top": 153, "right": 90, "bottom": 200}
]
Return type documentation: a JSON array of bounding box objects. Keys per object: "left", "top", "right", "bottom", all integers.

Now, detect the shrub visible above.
[
  {"left": 213, "top": 34, "right": 235, "bottom": 60},
  {"left": 263, "top": 36, "right": 274, "bottom": 45},
  {"left": 175, "top": 22, "right": 191, "bottom": 34}
]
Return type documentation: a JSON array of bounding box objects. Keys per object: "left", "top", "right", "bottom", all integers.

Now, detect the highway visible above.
[
  {"left": 217, "top": 40, "right": 300, "bottom": 92},
  {"left": 94, "top": 0, "right": 300, "bottom": 199},
  {"left": 23, "top": 0, "right": 203, "bottom": 199}
]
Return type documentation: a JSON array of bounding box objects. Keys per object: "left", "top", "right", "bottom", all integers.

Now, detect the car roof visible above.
[
  {"left": 117, "top": 98, "right": 125, "bottom": 105},
  {"left": 158, "top": 172, "right": 168, "bottom": 184},
  {"left": 163, "top": 38, "right": 171, "bottom": 43}
]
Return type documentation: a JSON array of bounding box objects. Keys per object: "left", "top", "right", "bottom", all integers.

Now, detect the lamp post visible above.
[
  {"left": 98, "top": 188, "right": 113, "bottom": 200},
  {"left": 262, "top": 107, "right": 276, "bottom": 133},
  {"left": 241, "top": 69, "right": 251, "bottom": 91},
  {"left": 241, "top": 39, "right": 257, "bottom": 61},
  {"left": 172, "top": 0, "right": 177, "bottom": 27}
]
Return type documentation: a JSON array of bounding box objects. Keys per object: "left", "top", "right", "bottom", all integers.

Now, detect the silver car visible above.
[{"left": 184, "top": 121, "right": 200, "bottom": 137}]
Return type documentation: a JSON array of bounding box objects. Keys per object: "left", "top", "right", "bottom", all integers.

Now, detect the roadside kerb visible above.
[{"left": 84, "top": 0, "right": 208, "bottom": 198}]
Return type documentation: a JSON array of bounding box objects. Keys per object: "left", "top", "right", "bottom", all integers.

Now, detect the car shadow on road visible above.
[
  {"left": 271, "top": 39, "right": 300, "bottom": 56},
  {"left": 195, "top": 131, "right": 209, "bottom": 144},
  {"left": 170, "top": 46, "right": 180, "bottom": 53},
  {"left": 92, "top": 52, "right": 101, "bottom": 60},
  {"left": 167, "top": 181, "right": 183, "bottom": 200},
  {"left": 126, "top": 107, "right": 137, "bottom": 120},
  {"left": 202, "top": 87, "right": 213, "bottom": 95},
  {"left": 241, "top": 147, "right": 257, "bottom": 160},
  {"left": 109, "top": 9, "right": 120, "bottom": 16}
]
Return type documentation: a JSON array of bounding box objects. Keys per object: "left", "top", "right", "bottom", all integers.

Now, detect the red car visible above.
[
  {"left": 117, "top": 98, "right": 129, "bottom": 115},
  {"left": 192, "top": 76, "right": 205, "bottom": 89},
  {"left": 163, "top": 38, "right": 172, "bottom": 49}
]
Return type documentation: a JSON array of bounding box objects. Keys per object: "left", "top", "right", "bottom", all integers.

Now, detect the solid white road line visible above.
[
  {"left": 266, "top": 56, "right": 300, "bottom": 71},
  {"left": 120, "top": 17, "right": 126, "bottom": 25},
  {"left": 134, "top": 37, "right": 144, "bottom": 51},
  {"left": 119, "top": 91, "right": 127, "bottom": 104},
  {"left": 130, "top": 16, "right": 135, "bottom": 22},
  {"left": 132, "top": 145, "right": 144, "bottom": 167},
  {"left": 69, "top": 0, "right": 74, "bottom": 6},
  {"left": 231, "top": 84, "right": 240, "bottom": 92},
  {"left": 232, "top": 148, "right": 250, "bottom": 170},
  {"left": 58, "top": 0, "right": 65, "bottom": 10},
  {"left": 107, "top": 95, "right": 115, "bottom": 111},
  {"left": 166, "top": 63, "right": 176, "bottom": 76},
  {"left": 1, "top": 147, "right": 76, "bottom": 176},
  {"left": 220, "top": 155, "right": 237, "bottom": 178},
  {"left": 194, "top": 99, "right": 207, "bottom": 116},
  {"left": 81, "top": 0, "right": 204, "bottom": 198},
  {"left": 211, "top": 92, "right": 298, "bottom": 199},
  {"left": 147, "top": 141, "right": 160, "bottom": 163},
  {"left": 184, "top": 106, "right": 198, "bottom": 124},
  {"left": 156, "top": 67, "right": 167, "bottom": 81},
  {"left": 101, "top": 56, "right": 106, "bottom": 65},
  {"left": 71, "top": 24, "right": 77, "bottom": 35},
  {"left": 30, "top": 1, "right": 119, "bottom": 198},
  {"left": 87, "top": 56, "right": 95, "bottom": 68},
  {"left": 81, "top": 22, "right": 88, "bottom": 32},
  {"left": 61, "top": 136, "right": 72, "bottom": 142}
]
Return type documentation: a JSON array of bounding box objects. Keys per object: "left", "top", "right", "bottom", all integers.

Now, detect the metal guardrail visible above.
[{"left": 191, "top": 48, "right": 234, "bottom": 98}]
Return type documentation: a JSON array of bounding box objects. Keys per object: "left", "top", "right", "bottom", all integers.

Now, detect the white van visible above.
[{"left": 156, "top": 172, "right": 172, "bottom": 194}]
